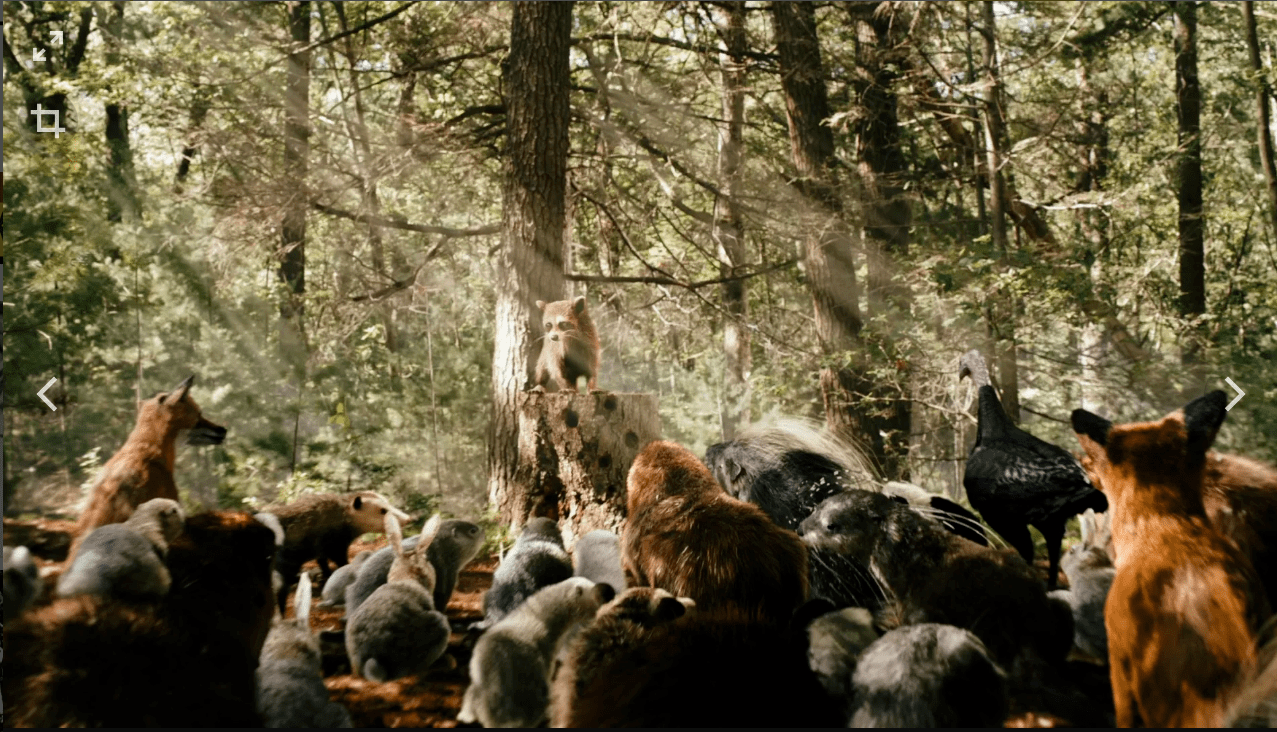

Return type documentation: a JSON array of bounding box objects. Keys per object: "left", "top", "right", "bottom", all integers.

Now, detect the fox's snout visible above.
[{"left": 187, "top": 416, "right": 228, "bottom": 446}]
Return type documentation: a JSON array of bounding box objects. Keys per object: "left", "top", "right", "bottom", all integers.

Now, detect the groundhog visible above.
[
  {"left": 459, "top": 577, "right": 615, "bottom": 728},
  {"left": 318, "top": 550, "right": 371, "bottom": 607},
  {"left": 531, "top": 296, "right": 601, "bottom": 393},
  {"left": 57, "top": 498, "right": 185, "bottom": 600},
  {"left": 550, "top": 589, "right": 841, "bottom": 727},
  {"left": 269, "top": 491, "right": 410, "bottom": 615},
  {"left": 623, "top": 440, "right": 809, "bottom": 623}
]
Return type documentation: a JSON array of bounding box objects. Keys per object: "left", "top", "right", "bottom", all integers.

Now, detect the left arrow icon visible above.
[
  {"left": 32, "top": 48, "right": 45, "bottom": 62},
  {"left": 38, "top": 378, "right": 58, "bottom": 411}
]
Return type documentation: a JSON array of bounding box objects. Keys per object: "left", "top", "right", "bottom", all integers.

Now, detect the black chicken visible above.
[{"left": 959, "top": 349, "right": 1108, "bottom": 590}]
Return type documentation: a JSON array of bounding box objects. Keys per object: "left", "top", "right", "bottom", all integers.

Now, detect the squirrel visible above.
[{"left": 531, "top": 296, "right": 601, "bottom": 393}]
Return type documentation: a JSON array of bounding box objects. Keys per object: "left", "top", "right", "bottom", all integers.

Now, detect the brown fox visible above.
[
  {"left": 1072, "top": 391, "right": 1270, "bottom": 728},
  {"left": 69, "top": 375, "right": 227, "bottom": 561}
]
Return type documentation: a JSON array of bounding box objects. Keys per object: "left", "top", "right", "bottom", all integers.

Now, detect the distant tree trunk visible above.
[
  {"left": 980, "top": 0, "right": 1019, "bottom": 423},
  {"left": 1244, "top": 2, "right": 1277, "bottom": 241},
  {"left": 101, "top": 2, "right": 141, "bottom": 224},
  {"left": 1173, "top": 1, "right": 1205, "bottom": 382},
  {"left": 848, "top": 1, "right": 912, "bottom": 479},
  {"left": 773, "top": 2, "right": 905, "bottom": 479},
  {"left": 173, "top": 93, "right": 210, "bottom": 193},
  {"left": 1075, "top": 55, "right": 1111, "bottom": 413},
  {"left": 489, "top": 1, "right": 575, "bottom": 531},
  {"left": 279, "top": 0, "right": 311, "bottom": 330},
  {"left": 714, "top": 1, "right": 752, "bottom": 440}
]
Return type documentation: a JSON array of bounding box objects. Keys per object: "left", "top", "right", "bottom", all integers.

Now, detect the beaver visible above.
[
  {"left": 623, "top": 440, "right": 809, "bottom": 623},
  {"left": 799, "top": 489, "right": 1072, "bottom": 676},
  {"left": 268, "top": 490, "right": 410, "bottom": 615},
  {"left": 550, "top": 587, "right": 841, "bottom": 727},
  {"left": 530, "top": 296, "right": 601, "bottom": 393}
]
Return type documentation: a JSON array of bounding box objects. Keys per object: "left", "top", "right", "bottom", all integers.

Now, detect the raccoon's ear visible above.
[
  {"left": 593, "top": 582, "right": 616, "bottom": 604},
  {"left": 653, "top": 594, "right": 687, "bottom": 622},
  {"left": 572, "top": 296, "right": 587, "bottom": 314},
  {"left": 165, "top": 375, "right": 195, "bottom": 404},
  {"left": 1184, "top": 390, "right": 1228, "bottom": 456},
  {"left": 536, "top": 300, "right": 547, "bottom": 311}
]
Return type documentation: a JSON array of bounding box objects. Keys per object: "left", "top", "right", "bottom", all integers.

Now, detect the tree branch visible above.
[
  {"left": 566, "top": 258, "right": 798, "bottom": 289},
  {"left": 311, "top": 201, "right": 499, "bottom": 238}
]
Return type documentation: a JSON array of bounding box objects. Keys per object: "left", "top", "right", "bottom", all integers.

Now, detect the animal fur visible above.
[
  {"left": 256, "top": 574, "right": 353, "bottom": 728},
  {"left": 550, "top": 592, "right": 841, "bottom": 727},
  {"left": 1048, "top": 541, "right": 1114, "bottom": 662},
  {"left": 806, "top": 606, "right": 880, "bottom": 710},
  {"left": 426, "top": 519, "right": 486, "bottom": 611},
  {"left": 70, "top": 375, "right": 226, "bottom": 559},
  {"left": 344, "top": 513, "right": 450, "bottom": 682},
  {"left": 572, "top": 529, "right": 627, "bottom": 592},
  {"left": 318, "top": 550, "right": 371, "bottom": 607},
  {"left": 624, "top": 440, "right": 810, "bottom": 623},
  {"left": 799, "top": 489, "right": 1073, "bottom": 676},
  {"left": 849, "top": 623, "right": 1009, "bottom": 727},
  {"left": 1081, "top": 448, "right": 1277, "bottom": 609},
  {"left": 3, "top": 545, "right": 42, "bottom": 618},
  {"left": 1072, "top": 390, "right": 1271, "bottom": 727},
  {"left": 531, "top": 296, "right": 601, "bottom": 393},
  {"left": 345, "top": 535, "right": 420, "bottom": 615},
  {"left": 3, "top": 511, "right": 277, "bottom": 727},
  {"left": 460, "top": 577, "right": 615, "bottom": 728},
  {"left": 57, "top": 497, "right": 185, "bottom": 599},
  {"left": 269, "top": 490, "right": 410, "bottom": 615},
  {"left": 481, "top": 517, "right": 573, "bottom": 627},
  {"left": 703, "top": 420, "right": 988, "bottom": 544}
]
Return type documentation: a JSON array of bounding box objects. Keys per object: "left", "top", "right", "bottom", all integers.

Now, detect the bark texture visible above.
[{"left": 488, "top": 1, "right": 575, "bottom": 531}]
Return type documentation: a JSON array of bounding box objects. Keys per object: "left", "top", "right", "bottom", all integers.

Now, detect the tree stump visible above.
[{"left": 500, "top": 391, "right": 659, "bottom": 548}]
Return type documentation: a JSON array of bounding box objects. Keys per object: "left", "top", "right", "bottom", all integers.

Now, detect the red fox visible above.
[
  {"left": 69, "top": 375, "right": 226, "bottom": 561},
  {"left": 1072, "top": 391, "right": 1270, "bottom": 727}
]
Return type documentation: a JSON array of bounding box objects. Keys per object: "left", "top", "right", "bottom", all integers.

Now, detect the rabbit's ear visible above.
[
  {"left": 295, "top": 572, "right": 312, "bottom": 626},
  {"left": 385, "top": 512, "right": 404, "bottom": 557},
  {"left": 416, "top": 513, "right": 443, "bottom": 551},
  {"left": 1080, "top": 509, "right": 1094, "bottom": 546}
]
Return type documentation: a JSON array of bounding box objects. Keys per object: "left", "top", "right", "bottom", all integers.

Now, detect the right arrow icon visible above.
[{"left": 1225, "top": 377, "right": 1246, "bottom": 412}]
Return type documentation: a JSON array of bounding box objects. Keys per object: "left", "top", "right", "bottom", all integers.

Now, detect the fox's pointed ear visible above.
[
  {"left": 164, "top": 375, "right": 195, "bottom": 404},
  {"left": 1184, "top": 390, "right": 1228, "bottom": 456},
  {"left": 1071, "top": 408, "right": 1112, "bottom": 463}
]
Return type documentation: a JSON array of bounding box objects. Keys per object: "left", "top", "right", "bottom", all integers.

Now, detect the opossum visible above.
[
  {"left": 317, "top": 551, "right": 371, "bottom": 608},
  {"left": 56, "top": 498, "right": 185, "bottom": 600},
  {"left": 479, "top": 517, "right": 573, "bottom": 628},
  {"left": 3, "top": 545, "right": 43, "bottom": 617},
  {"left": 459, "top": 577, "right": 615, "bottom": 728},
  {"left": 269, "top": 491, "right": 410, "bottom": 615},
  {"left": 256, "top": 574, "right": 353, "bottom": 728},
  {"left": 345, "top": 513, "right": 450, "bottom": 682}
]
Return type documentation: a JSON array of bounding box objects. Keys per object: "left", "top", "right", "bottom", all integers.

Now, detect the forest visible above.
[{"left": 4, "top": 0, "right": 1276, "bottom": 533}]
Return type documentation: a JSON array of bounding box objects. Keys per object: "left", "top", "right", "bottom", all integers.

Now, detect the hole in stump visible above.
[
  {"left": 598, "top": 454, "right": 612, "bottom": 469},
  {"left": 625, "top": 431, "right": 639, "bottom": 449},
  {"left": 603, "top": 395, "right": 618, "bottom": 411},
  {"left": 564, "top": 408, "right": 580, "bottom": 428}
]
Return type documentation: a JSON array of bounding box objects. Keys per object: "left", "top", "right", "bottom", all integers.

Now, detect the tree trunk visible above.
[
  {"left": 1173, "top": 1, "right": 1205, "bottom": 383},
  {"left": 1075, "top": 55, "right": 1111, "bottom": 413},
  {"left": 512, "top": 392, "right": 659, "bottom": 548},
  {"left": 772, "top": 1, "right": 914, "bottom": 479},
  {"left": 488, "top": 1, "right": 575, "bottom": 532},
  {"left": 848, "top": 1, "right": 912, "bottom": 479},
  {"left": 714, "top": 2, "right": 752, "bottom": 440},
  {"left": 980, "top": 0, "right": 1019, "bottom": 424},
  {"left": 279, "top": 0, "right": 311, "bottom": 328},
  {"left": 102, "top": 2, "right": 141, "bottom": 224},
  {"left": 1244, "top": 2, "right": 1277, "bottom": 242},
  {"left": 174, "top": 93, "right": 210, "bottom": 193}
]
